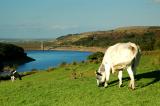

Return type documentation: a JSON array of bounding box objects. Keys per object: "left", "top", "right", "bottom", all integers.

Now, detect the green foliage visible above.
[
  {"left": 72, "top": 32, "right": 159, "bottom": 51},
  {"left": 138, "top": 32, "right": 156, "bottom": 51},
  {"left": 72, "top": 61, "right": 77, "bottom": 65},
  {"left": 73, "top": 36, "right": 113, "bottom": 47},
  {"left": 81, "top": 60, "right": 85, "bottom": 63},
  {"left": 47, "top": 67, "right": 56, "bottom": 72},
  {"left": 59, "top": 61, "right": 67, "bottom": 67},
  {"left": 154, "top": 39, "right": 160, "bottom": 49},
  {"left": 0, "top": 43, "right": 25, "bottom": 60},
  {"left": 0, "top": 43, "right": 34, "bottom": 67},
  {"left": 87, "top": 52, "right": 104, "bottom": 62},
  {"left": 31, "top": 68, "right": 38, "bottom": 72}
]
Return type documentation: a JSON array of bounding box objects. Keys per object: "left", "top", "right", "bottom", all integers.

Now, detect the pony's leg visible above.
[
  {"left": 11, "top": 76, "right": 15, "bottom": 82},
  {"left": 104, "top": 64, "right": 111, "bottom": 88},
  {"left": 132, "top": 61, "right": 137, "bottom": 76},
  {"left": 127, "top": 66, "right": 135, "bottom": 89},
  {"left": 118, "top": 70, "right": 123, "bottom": 88}
]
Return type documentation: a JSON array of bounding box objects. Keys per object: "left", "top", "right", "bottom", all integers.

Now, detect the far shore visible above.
[
  {"left": 48, "top": 46, "right": 106, "bottom": 53},
  {"left": 23, "top": 46, "right": 107, "bottom": 53}
]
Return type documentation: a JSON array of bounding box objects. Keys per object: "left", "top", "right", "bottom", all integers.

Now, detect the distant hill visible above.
[{"left": 54, "top": 26, "right": 160, "bottom": 51}]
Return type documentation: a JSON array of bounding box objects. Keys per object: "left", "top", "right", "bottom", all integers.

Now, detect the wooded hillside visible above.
[
  {"left": 0, "top": 43, "right": 34, "bottom": 69},
  {"left": 55, "top": 26, "right": 160, "bottom": 51}
]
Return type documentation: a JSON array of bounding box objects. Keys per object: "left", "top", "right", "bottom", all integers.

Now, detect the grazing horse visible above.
[{"left": 96, "top": 42, "right": 141, "bottom": 89}]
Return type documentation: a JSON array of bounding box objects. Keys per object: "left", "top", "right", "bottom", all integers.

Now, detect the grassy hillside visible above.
[
  {"left": 0, "top": 52, "right": 160, "bottom": 106},
  {"left": 54, "top": 26, "right": 160, "bottom": 51}
]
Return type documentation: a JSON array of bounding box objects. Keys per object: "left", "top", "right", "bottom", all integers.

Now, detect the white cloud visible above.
[
  {"left": 0, "top": 23, "right": 80, "bottom": 33},
  {"left": 153, "top": 0, "right": 160, "bottom": 3},
  {"left": 50, "top": 25, "right": 79, "bottom": 30}
]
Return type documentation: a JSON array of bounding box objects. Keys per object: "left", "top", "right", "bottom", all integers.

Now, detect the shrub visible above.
[
  {"left": 60, "top": 61, "right": 67, "bottom": 67},
  {"left": 81, "top": 60, "right": 85, "bottom": 64},
  {"left": 31, "top": 68, "right": 38, "bottom": 72},
  {"left": 72, "top": 61, "right": 77, "bottom": 65},
  {"left": 87, "top": 52, "right": 104, "bottom": 63},
  {"left": 47, "top": 67, "right": 55, "bottom": 72}
]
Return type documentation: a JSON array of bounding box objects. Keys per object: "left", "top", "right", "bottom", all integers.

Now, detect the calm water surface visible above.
[{"left": 17, "top": 50, "right": 92, "bottom": 72}]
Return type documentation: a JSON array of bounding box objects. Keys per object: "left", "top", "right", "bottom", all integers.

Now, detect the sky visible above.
[{"left": 0, "top": 0, "right": 160, "bottom": 39}]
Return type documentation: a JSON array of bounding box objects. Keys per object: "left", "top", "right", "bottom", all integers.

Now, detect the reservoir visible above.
[{"left": 17, "top": 50, "right": 92, "bottom": 72}]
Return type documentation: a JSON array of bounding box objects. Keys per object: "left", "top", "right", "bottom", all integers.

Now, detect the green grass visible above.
[{"left": 0, "top": 54, "right": 160, "bottom": 106}]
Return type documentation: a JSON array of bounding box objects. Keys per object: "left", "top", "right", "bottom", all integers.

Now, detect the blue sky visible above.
[{"left": 0, "top": 0, "right": 160, "bottom": 39}]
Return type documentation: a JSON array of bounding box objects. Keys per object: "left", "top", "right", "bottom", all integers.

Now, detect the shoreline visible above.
[
  {"left": 23, "top": 46, "right": 160, "bottom": 55},
  {"left": 24, "top": 46, "right": 107, "bottom": 53},
  {"left": 49, "top": 46, "right": 106, "bottom": 53}
]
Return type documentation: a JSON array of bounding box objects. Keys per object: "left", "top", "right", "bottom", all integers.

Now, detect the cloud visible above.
[
  {"left": 0, "top": 23, "right": 80, "bottom": 33},
  {"left": 153, "top": 0, "right": 160, "bottom": 3},
  {"left": 50, "top": 25, "right": 79, "bottom": 30}
]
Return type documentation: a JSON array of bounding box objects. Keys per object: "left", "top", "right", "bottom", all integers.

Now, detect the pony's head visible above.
[{"left": 95, "top": 64, "right": 106, "bottom": 87}]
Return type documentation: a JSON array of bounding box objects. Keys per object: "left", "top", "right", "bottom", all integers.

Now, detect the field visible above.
[{"left": 0, "top": 53, "right": 160, "bottom": 106}]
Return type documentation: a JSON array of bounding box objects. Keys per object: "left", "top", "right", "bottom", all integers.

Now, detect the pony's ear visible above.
[{"left": 95, "top": 70, "right": 98, "bottom": 74}]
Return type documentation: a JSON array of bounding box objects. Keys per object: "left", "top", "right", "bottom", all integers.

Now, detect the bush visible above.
[
  {"left": 72, "top": 61, "right": 77, "bottom": 65},
  {"left": 87, "top": 52, "right": 104, "bottom": 63},
  {"left": 31, "top": 69, "right": 38, "bottom": 72},
  {"left": 81, "top": 60, "right": 85, "bottom": 64},
  {"left": 47, "top": 67, "right": 55, "bottom": 72},
  {"left": 59, "top": 61, "right": 67, "bottom": 67}
]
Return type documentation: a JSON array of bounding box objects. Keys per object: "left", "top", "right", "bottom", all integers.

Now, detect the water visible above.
[{"left": 17, "top": 50, "right": 92, "bottom": 72}]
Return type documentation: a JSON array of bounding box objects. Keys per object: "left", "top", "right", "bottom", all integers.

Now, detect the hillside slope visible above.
[
  {"left": 54, "top": 26, "right": 160, "bottom": 51},
  {"left": 0, "top": 53, "right": 160, "bottom": 106}
]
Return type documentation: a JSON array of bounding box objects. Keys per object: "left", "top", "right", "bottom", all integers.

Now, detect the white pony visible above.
[{"left": 96, "top": 42, "right": 141, "bottom": 89}]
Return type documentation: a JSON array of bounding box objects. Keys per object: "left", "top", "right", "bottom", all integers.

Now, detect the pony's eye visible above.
[{"left": 96, "top": 77, "right": 99, "bottom": 79}]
